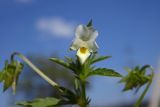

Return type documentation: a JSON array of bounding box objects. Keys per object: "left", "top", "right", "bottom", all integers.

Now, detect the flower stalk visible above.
[{"left": 11, "top": 52, "right": 58, "bottom": 87}]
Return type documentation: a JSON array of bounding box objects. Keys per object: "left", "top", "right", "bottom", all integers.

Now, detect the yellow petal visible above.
[{"left": 77, "top": 47, "right": 90, "bottom": 64}]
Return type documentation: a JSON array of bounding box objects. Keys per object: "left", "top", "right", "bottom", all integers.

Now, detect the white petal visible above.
[
  {"left": 88, "top": 27, "right": 98, "bottom": 42},
  {"left": 70, "top": 38, "right": 86, "bottom": 50},
  {"left": 75, "top": 25, "right": 98, "bottom": 41},
  {"left": 76, "top": 48, "right": 90, "bottom": 64},
  {"left": 75, "top": 25, "right": 87, "bottom": 37},
  {"left": 70, "top": 24, "right": 99, "bottom": 52},
  {"left": 86, "top": 41, "right": 99, "bottom": 52}
]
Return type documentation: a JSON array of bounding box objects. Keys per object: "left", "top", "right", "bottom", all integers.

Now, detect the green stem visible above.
[
  {"left": 80, "top": 80, "right": 87, "bottom": 107},
  {"left": 11, "top": 52, "right": 58, "bottom": 87},
  {"left": 134, "top": 72, "right": 154, "bottom": 107},
  {"left": 82, "top": 81, "right": 86, "bottom": 103},
  {"left": 134, "top": 82, "right": 151, "bottom": 107}
]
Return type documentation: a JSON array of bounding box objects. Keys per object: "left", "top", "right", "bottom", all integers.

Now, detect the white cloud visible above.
[{"left": 36, "top": 17, "right": 75, "bottom": 38}]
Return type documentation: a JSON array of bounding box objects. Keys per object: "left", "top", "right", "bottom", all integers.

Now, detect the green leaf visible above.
[
  {"left": 49, "top": 58, "right": 70, "bottom": 69},
  {"left": 59, "top": 86, "right": 76, "bottom": 101},
  {"left": 90, "top": 56, "right": 111, "bottom": 65},
  {"left": 16, "top": 97, "right": 60, "bottom": 107},
  {"left": 87, "top": 19, "right": 92, "bottom": 27},
  {"left": 0, "top": 72, "right": 4, "bottom": 82},
  {"left": 119, "top": 65, "right": 153, "bottom": 91},
  {"left": 88, "top": 68, "right": 122, "bottom": 77}
]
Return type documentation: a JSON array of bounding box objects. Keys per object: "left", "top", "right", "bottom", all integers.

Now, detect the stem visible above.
[
  {"left": 134, "top": 82, "right": 151, "bottom": 107},
  {"left": 82, "top": 81, "right": 86, "bottom": 104},
  {"left": 80, "top": 80, "right": 87, "bottom": 107},
  {"left": 11, "top": 52, "right": 58, "bottom": 87},
  {"left": 134, "top": 72, "right": 154, "bottom": 107}
]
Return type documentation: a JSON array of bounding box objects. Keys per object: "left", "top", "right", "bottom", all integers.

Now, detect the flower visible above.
[{"left": 70, "top": 21, "right": 99, "bottom": 64}]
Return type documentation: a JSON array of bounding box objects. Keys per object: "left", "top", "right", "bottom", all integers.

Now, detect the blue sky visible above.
[{"left": 0, "top": 0, "right": 160, "bottom": 106}]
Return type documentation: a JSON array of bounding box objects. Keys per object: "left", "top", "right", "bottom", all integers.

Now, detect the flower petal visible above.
[
  {"left": 70, "top": 23, "right": 99, "bottom": 52},
  {"left": 87, "top": 27, "right": 98, "bottom": 41},
  {"left": 75, "top": 25, "right": 98, "bottom": 41},
  {"left": 70, "top": 38, "right": 86, "bottom": 50},
  {"left": 87, "top": 41, "right": 99, "bottom": 52},
  {"left": 77, "top": 47, "right": 90, "bottom": 64}
]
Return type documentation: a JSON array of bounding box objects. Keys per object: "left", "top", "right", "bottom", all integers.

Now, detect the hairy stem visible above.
[{"left": 11, "top": 52, "right": 58, "bottom": 87}]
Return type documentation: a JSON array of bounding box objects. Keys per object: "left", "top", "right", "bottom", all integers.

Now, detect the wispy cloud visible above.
[{"left": 36, "top": 17, "right": 75, "bottom": 38}]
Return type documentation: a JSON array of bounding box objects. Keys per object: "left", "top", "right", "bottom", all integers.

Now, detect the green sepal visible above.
[
  {"left": 87, "top": 19, "right": 92, "bottom": 27},
  {"left": 88, "top": 68, "right": 122, "bottom": 77},
  {"left": 16, "top": 97, "right": 61, "bottom": 107}
]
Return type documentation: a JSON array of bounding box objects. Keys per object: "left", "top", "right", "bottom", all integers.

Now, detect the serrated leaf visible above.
[
  {"left": 88, "top": 68, "right": 122, "bottom": 77},
  {"left": 90, "top": 56, "right": 111, "bottom": 65},
  {"left": 16, "top": 97, "right": 60, "bottom": 107},
  {"left": 49, "top": 58, "right": 70, "bottom": 69}
]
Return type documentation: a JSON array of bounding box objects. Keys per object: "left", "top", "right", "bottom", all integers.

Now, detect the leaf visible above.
[
  {"left": 3, "top": 61, "right": 16, "bottom": 91},
  {"left": 0, "top": 72, "right": 4, "bottom": 82},
  {"left": 119, "top": 65, "right": 153, "bottom": 92},
  {"left": 90, "top": 56, "right": 111, "bottom": 65},
  {"left": 59, "top": 86, "right": 76, "bottom": 101},
  {"left": 88, "top": 68, "right": 122, "bottom": 77},
  {"left": 16, "top": 97, "right": 60, "bottom": 107},
  {"left": 65, "top": 56, "right": 73, "bottom": 63},
  {"left": 49, "top": 58, "right": 70, "bottom": 69},
  {"left": 87, "top": 19, "right": 92, "bottom": 27},
  {"left": 139, "top": 65, "right": 151, "bottom": 74}
]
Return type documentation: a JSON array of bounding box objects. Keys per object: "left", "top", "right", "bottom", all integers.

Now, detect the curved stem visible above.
[{"left": 11, "top": 52, "right": 58, "bottom": 87}]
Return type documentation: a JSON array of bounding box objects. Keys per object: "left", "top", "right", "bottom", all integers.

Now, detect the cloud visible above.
[
  {"left": 15, "top": 0, "right": 32, "bottom": 3},
  {"left": 36, "top": 17, "right": 75, "bottom": 38}
]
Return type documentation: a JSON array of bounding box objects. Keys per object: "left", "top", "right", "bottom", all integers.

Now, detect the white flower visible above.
[{"left": 70, "top": 24, "right": 99, "bottom": 64}]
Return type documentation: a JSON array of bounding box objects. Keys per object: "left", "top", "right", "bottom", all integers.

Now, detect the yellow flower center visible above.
[{"left": 80, "top": 47, "right": 88, "bottom": 54}]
